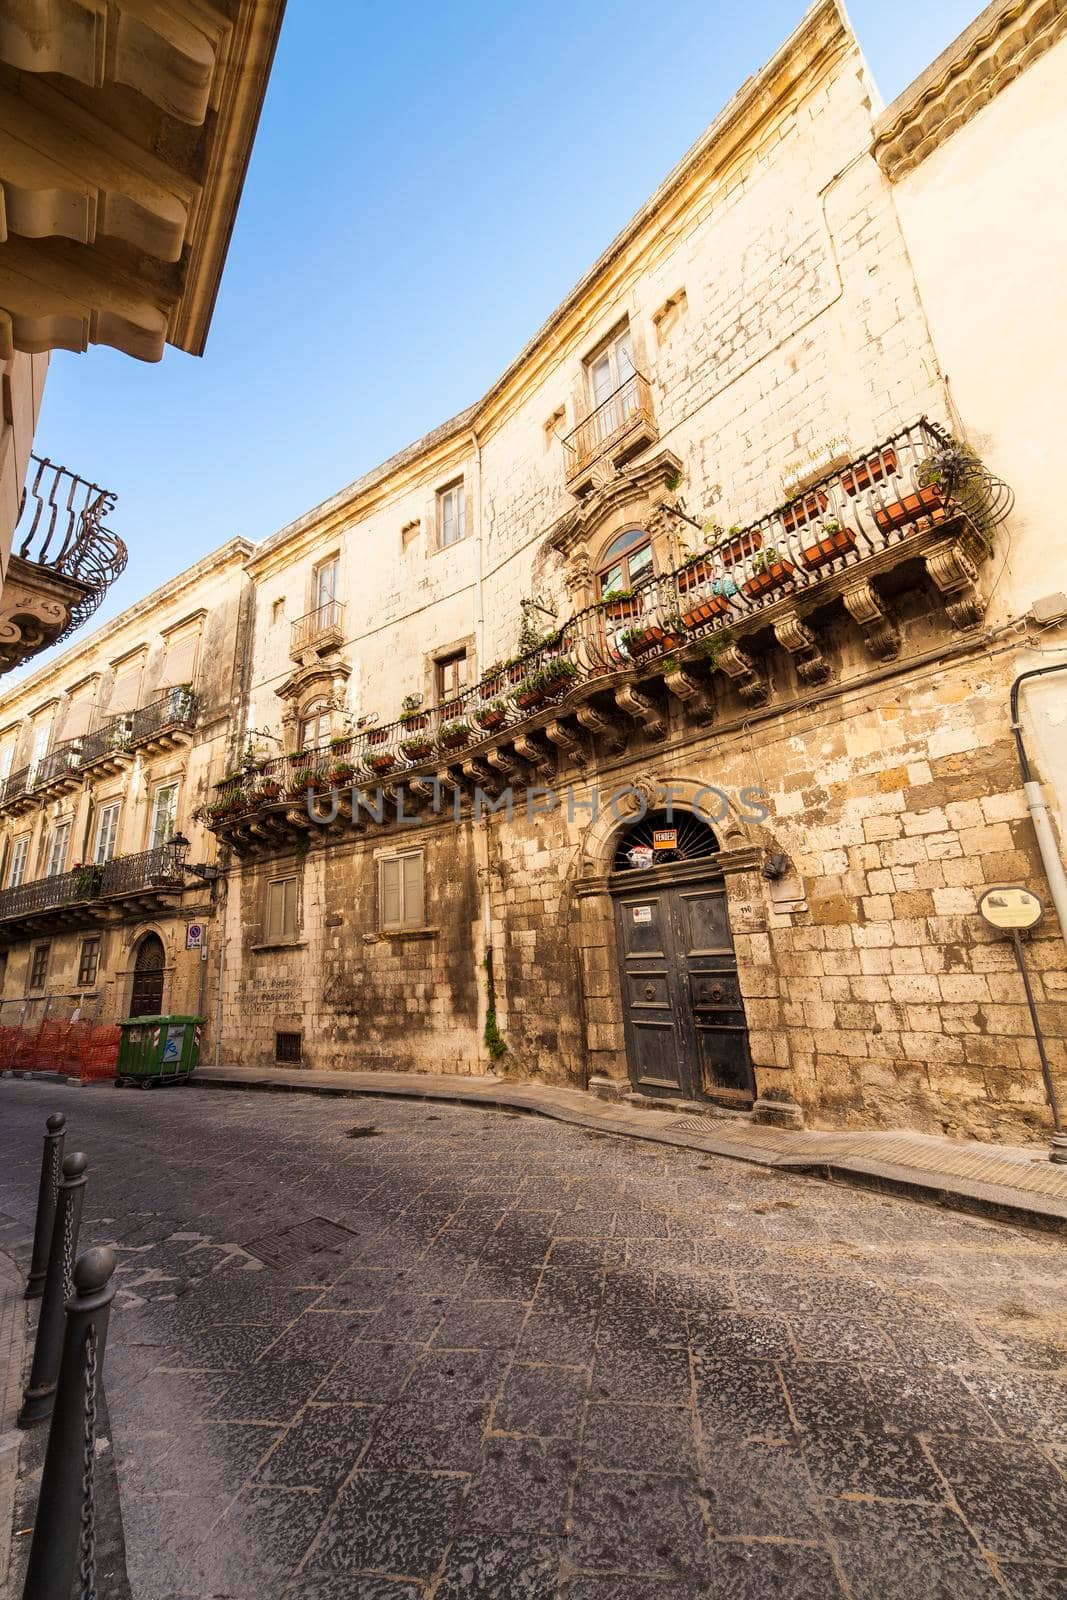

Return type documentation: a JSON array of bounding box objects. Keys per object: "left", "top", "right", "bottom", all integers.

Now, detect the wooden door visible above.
[{"left": 130, "top": 933, "right": 165, "bottom": 1017}]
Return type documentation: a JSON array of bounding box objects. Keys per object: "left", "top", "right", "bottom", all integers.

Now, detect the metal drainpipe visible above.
[
  {"left": 1010, "top": 662, "right": 1067, "bottom": 943},
  {"left": 471, "top": 427, "right": 495, "bottom": 1064},
  {"left": 213, "top": 872, "right": 227, "bottom": 1066}
]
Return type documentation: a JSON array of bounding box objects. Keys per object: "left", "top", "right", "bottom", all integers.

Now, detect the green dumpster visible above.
[{"left": 116, "top": 1015, "right": 205, "bottom": 1088}]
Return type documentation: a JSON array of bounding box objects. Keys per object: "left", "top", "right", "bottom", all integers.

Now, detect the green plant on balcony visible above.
[
  {"left": 437, "top": 720, "right": 471, "bottom": 751},
  {"left": 476, "top": 699, "right": 508, "bottom": 731},
  {"left": 701, "top": 629, "right": 735, "bottom": 672},
  {"left": 400, "top": 734, "right": 434, "bottom": 760},
  {"left": 328, "top": 733, "right": 350, "bottom": 749},
  {"left": 72, "top": 863, "right": 104, "bottom": 898},
  {"left": 327, "top": 761, "right": 357, "bottom": 784},
  {"left": 291, "top": 766, "right": 315, "bottom": 789}
]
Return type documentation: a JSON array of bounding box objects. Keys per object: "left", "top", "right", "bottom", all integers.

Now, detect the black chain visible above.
[
  {"left": 61, "top": 1206, "right": 76, "bottom": 1303},
  {"left": 49, "top": 1142, "right": 61, "bottom": 1203},
  {"left": 78, "top": 1327, "right": 98, "bottom": 1600}
]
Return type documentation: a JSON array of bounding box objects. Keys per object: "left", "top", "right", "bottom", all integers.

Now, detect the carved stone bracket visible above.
[
  {"left": 842, "top": 579, "right": 900, "bottom": 660},
  {"left": 406, "top": 775, "right": 439, "bottom": 804},
  {"left": 462, "top": 757, "right": 499, "bottom": 793},
  {"left": 574, "top": 703, "right": 628, "bottom": 753},
  {"left": 773, "top": 610, "right": 831, "bottom": 685},
  {"left": 544, "top": 718, "right": 584, "bottom": 762},
  {"left": 485, "top": 747, "right": 523, "bottom": 780},
  {"left": 614, "top": 684, "right": 666, "bottom": 739},
  {"left": 662, "top": 664, "right": 715, "bottom": 723},
  {"left": 511, "top": 733, "right": 554, "bottom": 773},
  {"left": 716, "top": 644, "right": 768, "bottom": 705},
  {"left": 924, "top": 537, "right": 985, "bottom": 629}
]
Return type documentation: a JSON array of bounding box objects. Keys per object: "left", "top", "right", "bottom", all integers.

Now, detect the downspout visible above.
[
  {"left": 470, "top": 426, "right": 498, "bottom": 1067},
  {"left": 1010, "top": 662, "right": 1067, "bottom": 944},
  {"left": 213, "top": 870, "right": 227, "bottom": 1065}
]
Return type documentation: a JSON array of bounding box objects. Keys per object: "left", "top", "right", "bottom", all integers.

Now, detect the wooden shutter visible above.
[
  {"left": 380, "top": 857, "right": 401, "bottom": 930},
  {"left": 109, "top": 663, "right": 142, "bottom": 714},
  {"left": 267, "top": 878, "right": 297, "bottom": 941},
  {"left": 160, "top": 632, "right": 199, "bottom": 688},
  {"left": 63, "top": 693, "right": 95, "bottom": 740},
  {"left": 402, "top": 852, "right": 424, "bottom": 928}
]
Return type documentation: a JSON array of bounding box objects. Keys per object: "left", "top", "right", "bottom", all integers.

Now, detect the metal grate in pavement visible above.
[{"left": 243, "top": 1216, "right": 361, "bottom": 1272}]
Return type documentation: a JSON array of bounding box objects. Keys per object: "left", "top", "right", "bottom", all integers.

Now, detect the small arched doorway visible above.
[
  {"left": 129, "top": 932, "right": 165, "bottom": 1017},
  {"left": 610, "top": 809, "right": 754, "bottom": 1106}
]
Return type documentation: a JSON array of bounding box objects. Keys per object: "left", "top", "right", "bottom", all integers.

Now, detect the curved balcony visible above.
[
  {"left": 201, "top": 419, "right": 1012, "bottom": 856},
  {"left": 563, "top": 372, "right": 658, "bottom": 495},
  {"left": 1, "top": 456, "right": 128, "bottom": 674},
  {"left": 0, "top": 844, "right": 189, "bottom": 940}
]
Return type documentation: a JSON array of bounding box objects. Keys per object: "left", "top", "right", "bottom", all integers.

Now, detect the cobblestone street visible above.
[{"left": 2, "top": 1080, "right": 1066, "bottom": 1600}]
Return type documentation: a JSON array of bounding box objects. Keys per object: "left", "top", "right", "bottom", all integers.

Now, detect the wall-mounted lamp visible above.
[{"left": 168, "top": 832, "right": 220, "bottom": 884}]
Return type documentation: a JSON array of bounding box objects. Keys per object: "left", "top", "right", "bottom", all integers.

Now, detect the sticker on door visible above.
[{"left": 632, "top": 905, "right": 653, "bottom": 924}]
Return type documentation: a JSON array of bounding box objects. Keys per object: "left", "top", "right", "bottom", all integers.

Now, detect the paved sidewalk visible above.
[{"left": 194, "top": 1065, "right": 1067, "bottom": 1231}]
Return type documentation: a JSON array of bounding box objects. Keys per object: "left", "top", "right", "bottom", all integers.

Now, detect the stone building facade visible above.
[
  {"left": 1, "top": 0, "right": 1064, "bottom": 1144},
  {"left": 0, "top": 541, "right": 251, "bottom": 1026}
]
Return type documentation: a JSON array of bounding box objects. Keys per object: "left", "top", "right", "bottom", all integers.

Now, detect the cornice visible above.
[{"left": 872, "top": 0, "right": 1067, "bottom": 180}]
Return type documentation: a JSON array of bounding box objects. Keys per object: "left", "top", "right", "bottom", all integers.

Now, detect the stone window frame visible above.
[
  {"left": 77, "top": 935, "right": 101, "bottom": 989},
  {"left": 265, "top": 874, "right": 300, "bottom": 944},
  {"left": 377, "top": 847, "right": 426, "bottom": 935},
  {"left": 435, "top": 477, "right": 467, "bottom": 551}
]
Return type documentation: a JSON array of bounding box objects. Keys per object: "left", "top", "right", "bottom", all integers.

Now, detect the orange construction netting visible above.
[{"left": 0, "top": 1020, "right": 119, "bottom": 1080}]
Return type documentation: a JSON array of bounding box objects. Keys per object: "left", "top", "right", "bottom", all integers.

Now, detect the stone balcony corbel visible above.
[
  {"left": 842, "top": 579, "right": 900, "bottom": 660},
  {"left": 511, "top": 733, "right": 555, "bottom": 774},
  {"left": 661, "top": 663, "right": 715, "bottom": 723},
  {"left": 614, "top": 684, "right": 666, "bottom": 739},
  {"left": 773, "top": 610, "right": 831, "bottom": 686},
  {"left": 924, "top": 536, "right": 986, "bottom": 629},
  {"left": 574, "top": 703, "right": 628, "bottom": 753},
  {"left": 544, "top": 718, "right": 585, "bottom": 763},
  {"left": 715, "top": 643, "right": 768, "bottom": 706}
]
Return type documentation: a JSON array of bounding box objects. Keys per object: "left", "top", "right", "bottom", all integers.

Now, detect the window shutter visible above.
[
  {"left": 380, "top": 857, "right": 401, "bottom": 930},
  {"left": 63, "top": 694, "right": 95, "bottom": 740},
  {"left": 402, "top": 852, "right": 424, "bottom": 928},
  {"left": 109, "top": 664, "right": 142, "bottom": 714},
  {"left": 283, "top": 878, "right": 297, "bottom": 938},
  {"left": 160, "top": 633, "right": 198, "bottom": 688},
  {"left": 0, "top": 741, "right": 13, "bottom": 781}
]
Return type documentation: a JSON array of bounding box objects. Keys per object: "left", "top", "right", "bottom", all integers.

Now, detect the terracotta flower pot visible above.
[
  {"left": 515, "top": 686, "right": 546, "bottom": 710},
  {"left": 398, "top": 713, "right": 428, "bottom": 732},
  {"left": 677, "top": 559, "right": 712, "bottom": 593},
  {"left": 742, "top": 559, "right": 797, "bottom": 599},
  {"left": 368, "top": 754, "right": 395, "bottom": 775},
  {"left": 718, "top": 531, "right": 762, "bottom": 567},
  {"left": 800, "top": 525, "right": 857, "bottom": 570},
  {"left": 602, "top": 597, "right": 640, "bottom": 622},
  {"left": 366, "top": 727, "right": 389, "bottom": 746},
  {"left": 780, "top": 489, "right": 829, "bottom": 535},
  {"left": 480, "top": 677, "right": 504, "bottom": 701},
  {"left": 400, "top": 739, "right": 433, "bottom": 760},
  {"left": 841, "top": 447, "right": 898, "bottom": 496},
  {"left": 439, "top": 730, "right": 469, "bottom": 751},
  {"left": 624, "top": 626, "right": 680, "bottom": 657},
  {"left": 476, "top": 707, "right": 508, "bottom": 730},
  {"left": 873, "top": 485, "right": 946, "bottom": 533},
  {"left": 681, "top": 592, "right": 733, "bottom": 629}
]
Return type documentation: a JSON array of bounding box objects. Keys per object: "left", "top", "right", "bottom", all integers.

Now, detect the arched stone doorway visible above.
[
  {"left": 129, "top": 932, "right": 165, "bottom": 1017},
  {"left": 609, "top": 806, "right": 755, "bottom": 1107}
]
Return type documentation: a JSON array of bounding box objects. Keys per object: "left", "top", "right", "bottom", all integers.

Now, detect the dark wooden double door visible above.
[
  {"left": 612, "top": 869, "right": 754, "bottom": 1106},
  {"left": 129, "top": 933, "right": 165, "bottom": 1017}
]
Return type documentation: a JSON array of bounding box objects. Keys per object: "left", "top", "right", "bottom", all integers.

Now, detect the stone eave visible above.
[
  {"left": 0, "top": 535, "right": 253, "bottom": 712},
  {"left": 168, "top": 0, "right": 288, "bottom": 356},
  {"left": 245, "top": 0, "right": 852, "bottom": 568},
  {"left": 872, "top": 0, "right": 1067, "bottom": 180}
]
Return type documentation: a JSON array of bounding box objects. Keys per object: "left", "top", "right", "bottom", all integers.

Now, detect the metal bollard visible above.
[
  {"left": 18, "top": 1153, "right": 88, "bottom": 1428},
  {"left": 22, "top": 1246, "right": 117, "bottom": 1600},
  {"left": 25, "top": 1113, "right": 66, "bottom": 1299}
]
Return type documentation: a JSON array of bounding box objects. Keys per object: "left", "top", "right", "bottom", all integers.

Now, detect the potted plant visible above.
[
  {"left": 437, "top": 720, "right": 470, "bottom": 751},
  {"left": 288, "top": 766, "right": 316, "bottom": 798},
  {"left": 780, "top": 488, "right": 829, "bottom": 534},
  {"left": 328, "top": 760, "right": 357, "bottom": 784},
  {"left": 514, "top": 674, "right": 547, "bottom": 710},
  {"left": 398, "top": 693, "right": 428, "bottom": 730},
  {"left": 366, "top": 725, "right": 390, "bottom": 746},
  {"left": 676, "top": 549, "right": 713, "bottom": 592},
  {"left": 799, "top": 516, "right": 857, "bottom": 570},
  {"left": 400, "top": 734, "right": 434, "bottom": 760},
  {"left": 841, "top": 447, "right": 898, "bottom": 497},
  {"left": 620, "top": 619, "right": 681, "bottom": 657},
  {"left": 598, "top": 588, "right": 639, "bottom": 622},
  {"left": 873, "top": 479, "right": 948, "bottom": 533},
  {"left": 365, "top": 751, "right": 395, "bottom": 775},
  {"left": 717, "top": 525, "right": 762, "bottom": 567},
  {"left": 681, "top": 573, "right": 736, "bottom": 630},
  {"left": 259, "top": 778, "right": 283, "bottom": 801},
  {"left": 72, "top": 863, "right": 104, "bottom": 898},
  {"left": 476, "top": 699, "right": 508, "bottom": 731},
  {"left": 742, "top": 548, "right": 797, "bottom": 599},
  {"left": 539, "top": 628, "right": 566, "bottom": 658}
]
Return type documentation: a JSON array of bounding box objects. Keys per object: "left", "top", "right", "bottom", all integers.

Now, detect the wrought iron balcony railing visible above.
[
  {"left": 14, "top": 457, "right": 128, "bottom": 644},
  {"left": 0, "top": 844, "right": 188, "bottom": 925},
  {"left": 291, "top": 600, "right": 345, "bottom": 657},
  {"left": 562, "top": 372, "right": 657, "bottom": 488},
  {"left": 77, "top": 688, "right": 197, "bottom": 768},
  {"left": 203, "top": 418, "right": 1012, "bottom": 836},
  {"left": 0, "top": 767, "right": 31, "bottom": 806},
  {"left": 31, "top": 742, "right": 83, "bottom": 789}
]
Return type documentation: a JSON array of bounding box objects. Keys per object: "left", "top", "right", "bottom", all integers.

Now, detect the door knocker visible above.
[{"left": 644, "top": 982, "right": 657, "bottom": 999}]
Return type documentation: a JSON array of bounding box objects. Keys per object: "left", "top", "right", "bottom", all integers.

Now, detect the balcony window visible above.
[
  {"left": 94, "top": 801, "right": 121, "bottom": 865},
  {"left": 8, "top": 836, "right": 29, "bottom": 888},
  {"left": 587, "top": 325, "right": 635, "bottom": 419},
  {"left": 45, "top": 820, "right": 71, "bottom": 878},
  {"left": 29, "top": 720, "right": 51, "bottom": 782},
  {"left": 150, "top": 783, "right": 179, "bottom": 849},
  {"left": 78, "top": 937, "right": 100, "bottom": 989},
  {"left": 313, "top": 556, "right": 339, "bottom": 610},
  {"left": 597, "top": 528, "right": 653, "bottom": 599},
  {"left": 299, "top": 699, "right": 331, "bottom": 750},
  {"left": 435, "top": 649, "right": 468, "bottom": 705},
  {"left": 438, "top": 481, "right": 466, "bottom": 548}
]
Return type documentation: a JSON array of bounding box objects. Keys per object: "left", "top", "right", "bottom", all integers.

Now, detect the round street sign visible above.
[{"left": 977, "top": 885, "right": 1044, "bottom": 931}]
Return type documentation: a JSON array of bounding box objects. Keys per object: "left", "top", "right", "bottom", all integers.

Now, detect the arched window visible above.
[
  {"left": 298, "top": 699, "right": 331, "bottom": 750},
  {"left": 596, "top": 527, "right": 653, "bottom": 600},
  {"left": 612, "top": 808, "right": 721, "bottom": 872}
]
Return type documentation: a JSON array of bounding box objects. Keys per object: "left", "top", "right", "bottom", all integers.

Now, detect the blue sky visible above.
[{"left": 26, "top": 0, "right": 980, "bottom": 671}]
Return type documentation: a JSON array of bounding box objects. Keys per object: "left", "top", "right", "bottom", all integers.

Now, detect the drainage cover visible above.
[{"left": 243, "top": 1216, "right": 361, "bottom": 1272}]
